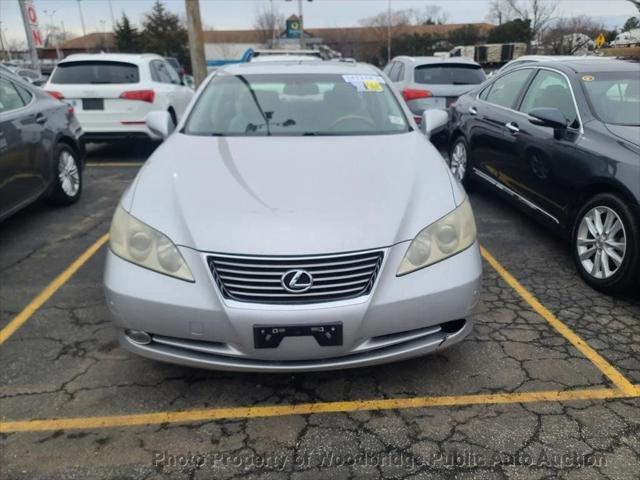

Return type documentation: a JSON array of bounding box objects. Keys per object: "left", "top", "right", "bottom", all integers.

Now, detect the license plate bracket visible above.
[
  {"left": 82, "top": 98, "right": 104, "bottom": 110},
  {"left": 253, "top": 323, "right": 343, "bottom": 348}
]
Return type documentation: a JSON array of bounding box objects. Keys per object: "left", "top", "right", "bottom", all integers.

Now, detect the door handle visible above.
[
  {"left": 506, "top": 122, "right": 520, "bottom": 134},
  {"left": 468, "top": 106, "right": 478, "bottom": 115},
  {"left": 35, "top": 113, "right": 47, "bottom": 125}
]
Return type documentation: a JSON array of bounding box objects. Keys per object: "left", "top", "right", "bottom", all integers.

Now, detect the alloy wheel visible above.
[
  {"left": 576, "top": 206, "right": 626, "bottom": 279},
  {"left": 450, "top": 141, "right": 467, "bottom": 181},
  {"left": 58, "top": 150, "right": 80, "bottom": 197}
]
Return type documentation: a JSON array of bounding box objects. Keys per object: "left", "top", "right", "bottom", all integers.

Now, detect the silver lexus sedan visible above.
[{"left": 104, "top": 61, "right": 482, "bottom": 372}]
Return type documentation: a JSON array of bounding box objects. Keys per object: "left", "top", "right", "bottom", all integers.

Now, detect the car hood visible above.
[
  {"left": 127, "top": 132, "right": 458, "bottom": 255},
  {"left": 605, "top": 124, "right": 640, "bottom": 148}
]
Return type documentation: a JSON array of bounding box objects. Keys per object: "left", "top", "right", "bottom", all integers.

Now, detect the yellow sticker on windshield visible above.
[
  {"left": 582, "top": 75, "right": 595, "bottom": 82},
  {"left": 363, "top": 79, "right": 384, "bottom": 92}
]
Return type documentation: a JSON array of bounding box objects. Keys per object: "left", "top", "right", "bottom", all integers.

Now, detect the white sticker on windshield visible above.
[
  {"left": 342, "top": 75, "right": 386, "bottom": 92},
  {"left": 388, "top": 115, "right": 404, "bottom": 125}
]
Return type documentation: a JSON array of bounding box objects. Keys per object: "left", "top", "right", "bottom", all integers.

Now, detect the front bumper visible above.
[{"left": 104, "top": 241, "right": 482, "bottom": 372}]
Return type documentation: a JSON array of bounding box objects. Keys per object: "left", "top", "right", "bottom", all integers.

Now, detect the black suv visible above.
[{"left": 447, "top": 58, "right": 640, "bottom": 293}]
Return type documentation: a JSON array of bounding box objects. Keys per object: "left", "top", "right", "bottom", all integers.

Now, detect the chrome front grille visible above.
[{"left": 207, "top": 250, "right": 384, "bottom": 304}]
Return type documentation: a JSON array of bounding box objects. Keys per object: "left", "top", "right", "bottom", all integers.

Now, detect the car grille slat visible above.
[{"left": 208, "top": 250, "right": 384, "bottom": 304}]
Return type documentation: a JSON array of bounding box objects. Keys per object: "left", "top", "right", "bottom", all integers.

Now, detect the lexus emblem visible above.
[{"left": 281, "top": 269, "right": 313, "bottom": 293}]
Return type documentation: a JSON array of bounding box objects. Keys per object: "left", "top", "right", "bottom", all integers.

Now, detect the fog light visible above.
[{"left": 126, "top": 329, "right": 151, "bottom": 345}]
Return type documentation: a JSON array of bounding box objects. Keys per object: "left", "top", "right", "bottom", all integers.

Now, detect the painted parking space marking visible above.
[
  {"left": 1, "top": 240, "right": 638, "bottom": 433},
  {"left": 0, "top": 234, "right": 110, "bottom": 345},
  {"left": 480, "top": 246, "right": 637, "bottom": 395},
  {"left": 1, "top": 387, "right": 636, "bottom": 434}
]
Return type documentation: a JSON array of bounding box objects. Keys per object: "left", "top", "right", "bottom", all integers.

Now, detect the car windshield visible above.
[
  {"left": 51, "top": 61, "right": 139, "bottom": 84},
  {"left": 581, "top": 71, "right": 640, "bottom": 126},
  {"left": 183, "top": 73, "right": 410, "bottom": 136},
  {"left": 414, "top": 64, "right": 486, "bottom": 85}
]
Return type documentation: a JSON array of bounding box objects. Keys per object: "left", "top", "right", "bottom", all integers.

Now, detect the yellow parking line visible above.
[
  {"left": 86, "top": 162, "right": 144, "bottom": 167},
  {"left": 480, "top": 246, "right": 637, "bottom": 396},
  {"left": 0, "top": 234, "right": 110, "bottom": 345},
  {"left": 0, "top": 387, "right": 630, "bottom": 433}
]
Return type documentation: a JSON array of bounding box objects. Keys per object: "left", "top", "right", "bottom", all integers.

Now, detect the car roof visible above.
[
  {"left": 58, "top": 53, "right": 163, "bottom": 64},
  {"left": 250, "top": 55, "right": 323, "bottom": 63},
  {"left": 536, "top": 58, "right": 640, "bottom": 73},
  {"left": 393, "top": 56, "right": 481, "bottom": 67},
  {"left": 218, "top": 61, "right": 381, "bottom": 76}
]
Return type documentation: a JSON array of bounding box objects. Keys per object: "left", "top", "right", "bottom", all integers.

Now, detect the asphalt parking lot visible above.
[{"left": 1, "top": 142, "right": 639, "bottom": 480}]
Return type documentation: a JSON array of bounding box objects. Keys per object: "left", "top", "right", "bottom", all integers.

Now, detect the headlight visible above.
[
  {"left": 109, "top": 205, "right": 194, "bottom": 282},
  {"left": 397, "top": 197, "right": 476, "bottom": 276}
]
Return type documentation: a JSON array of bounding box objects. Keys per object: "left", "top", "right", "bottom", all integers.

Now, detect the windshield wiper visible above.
[{"left": 235, "top": 75, "right": 271, "bottom": 136}]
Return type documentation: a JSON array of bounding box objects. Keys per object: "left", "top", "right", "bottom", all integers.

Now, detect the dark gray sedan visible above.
[{"left": 0, "top": 72, "right": 85, "bottom": 221}]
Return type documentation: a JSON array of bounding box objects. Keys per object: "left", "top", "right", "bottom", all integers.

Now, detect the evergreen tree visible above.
[
  {"left": 622, "top": 16, "right": 640, "bottom": 32},
  {"left": 114, "top": 13, "right": 140, "bottom": 53},
  {"left": 141, "top": 1, "right": 189, "bottom": 69}
]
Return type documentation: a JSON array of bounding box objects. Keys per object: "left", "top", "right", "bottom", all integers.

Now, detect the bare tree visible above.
[
  {"left": 486, "top": 0, "right": 558, "bottom": 41},
  {"left": 486, "top": 0, "right": 513, "bottom": 25},
  {"left": 359, "top": 5, "right": 449, "bottom": 41},
  {"left": 546, "top": 15, "right": 605, "bottom": 54},
  {"left": 253, "top": 4, "right": 285, "bottom": 45}
]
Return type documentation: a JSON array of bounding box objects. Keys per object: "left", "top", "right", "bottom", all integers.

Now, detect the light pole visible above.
[
  {"left": 270, "top": 0, "right": 276, "bottom": 48},
  {"left": 43, "top": 9, "right": 61, "bottom": 58},
  {"left": 108, "top": 0, "right": 116, "bottom": 29},
  {"left": 387, "top": 0, "right": 391, "bottom": 63},
  {"left": 77, "top": 0, "right": 87, "bottom": 39},
  {"left": 0, "top": 22, "right": 6, "bottom": 61}
]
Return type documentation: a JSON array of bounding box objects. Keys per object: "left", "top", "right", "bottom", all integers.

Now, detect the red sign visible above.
[{"left": 23, "top": 0, "right": 43, "bottom": 48}]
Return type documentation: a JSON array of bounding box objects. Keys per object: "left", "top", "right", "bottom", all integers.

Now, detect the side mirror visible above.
[
  {"left": 421, "top": 109, "right": 449, "bottom": 140},
  {"left": 146, "top": 111, "right": 175, "bottom": 140},
  {"left": 182, "top": 74, "right": 195, "bottom": 89},
  {"left": 528, "top": 108, "right": 568, "bottom": 130}
]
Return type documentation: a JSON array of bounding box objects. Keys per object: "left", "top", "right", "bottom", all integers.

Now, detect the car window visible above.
[
  {"left": 51, "top": 61, "right": 139, "bottom": 84},
  {"left": 582, "top": 71, "right": 640, "bottom": 126},
  {"left": 388, "top": 62, "right": 401, "bottom": 82},
  {"left": 0, "top": 77, "right": 27, "bottom": 113},
  {"left": 478, "top": 84, "right": 491, "bottom": 100},
  {"left": 414, "top": 64, "right": 486, "bottom": 85},
  {"left": 15, "top": 84, "right": 33, "bottom": 104},
  {"left": 184, "top": 73, "right": 410, "bottom": 136},
  {"left": 484, "top": 69, "right": 532, "bottom": 109},
  {"left": 396, "top": 62, "right": 405, "bottom": 81},
  {"left": 151, "top": 60, "right": 177, "bottom": 84},
  {"left": 520, "top": 70, "right": 578, "bottom": 127},
  {"left": 163, "top": 61, "right": 181, "bottom": 84},
  {"left": 18, "top": 69, "right": 39, "bottom": 79}
]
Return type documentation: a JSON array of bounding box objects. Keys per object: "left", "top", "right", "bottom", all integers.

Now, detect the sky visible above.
[{"left": 0, "top": 0, "right": 638, "bottom": 47}]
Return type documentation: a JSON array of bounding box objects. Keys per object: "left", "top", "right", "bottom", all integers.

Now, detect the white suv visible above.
[{"left": 45, "top": 53, "right": 194, "bottom": 142}]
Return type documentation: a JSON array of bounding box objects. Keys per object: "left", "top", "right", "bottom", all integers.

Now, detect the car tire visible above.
[
  {"left": 572, "top": 193, "right": 639, "bottom": 293},
  {"left": 448, "top": 135, "right": 472, "bottom": 188},
  {"left": 47, "top": 143, "right": 82, "bottom": 205}
]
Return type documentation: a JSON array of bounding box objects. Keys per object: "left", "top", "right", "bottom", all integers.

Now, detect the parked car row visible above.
[
  {"left": 44, "top": 53, "right": 194, "bottom": 143},
  {"left": 445, "top": 57, "right": 640, "bottom": 293},
  {"left": 0, "top": 70, "right": 85, "bottom": 221}
]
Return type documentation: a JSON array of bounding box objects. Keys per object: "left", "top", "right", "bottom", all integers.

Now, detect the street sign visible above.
[
  {"left": 24, "top": 0, "right": 43, "bottom": 48},
  {"left": 18, "top": 0, "right": 41, "bottom": 73},
  {"left": 595, "top": 33, "right": 606, "bottom": 49}
]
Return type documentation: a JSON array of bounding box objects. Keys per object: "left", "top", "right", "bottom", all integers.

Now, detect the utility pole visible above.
[
  {"left": 18, "top": 0, "right": 41, "bottom": 73},
  {"left": 185, "top": 0, "right": 207, "bottom": 87}
]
